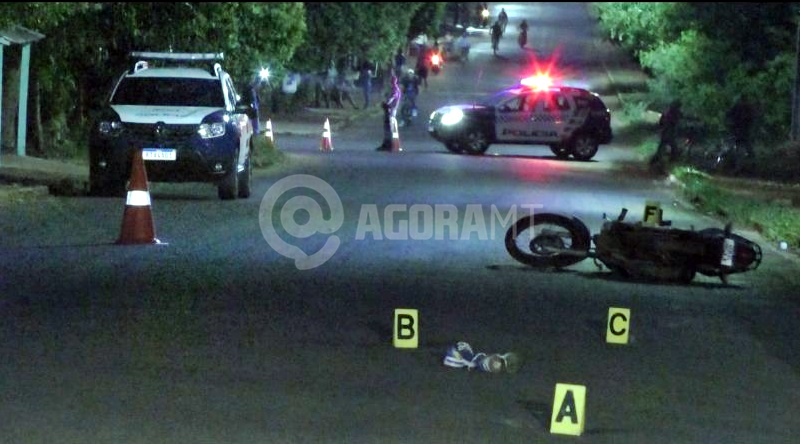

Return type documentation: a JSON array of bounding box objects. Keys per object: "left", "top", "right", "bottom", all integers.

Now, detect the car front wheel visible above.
[
  {"left": 461, "top": 130, "right": 490, "bottom": 155},
  {"left": 237, "top": 151, "right": 252, "bottom": 199},
  {"left": 570, "top": 134, "right": 598, "bottom": 161},
  {"left": 218, "top": 151, "right": 240, "bottom": 200}
]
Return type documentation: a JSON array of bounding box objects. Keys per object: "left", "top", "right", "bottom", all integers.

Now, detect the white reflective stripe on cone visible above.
[{"left": 126, "top": 190, "right": 152, "bottom": 207}]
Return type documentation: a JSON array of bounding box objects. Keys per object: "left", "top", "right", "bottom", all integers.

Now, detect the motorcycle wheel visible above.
[{"left": 505, "top": 213, "right": 591, "bottom": 268}]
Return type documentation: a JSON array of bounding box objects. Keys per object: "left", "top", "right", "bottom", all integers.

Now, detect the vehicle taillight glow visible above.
[
  {"left": 520, "top": 74, "right": 552, "bottom": 91},
  {"left": 431, "top": 54, "right": 441, "bottom": 65},
  {"left": 520, "top": 52, "right": 564, "bottom": 91}
]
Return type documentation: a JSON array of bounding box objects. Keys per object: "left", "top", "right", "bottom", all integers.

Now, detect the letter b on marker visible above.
[{"left": 393, "top": 308, "right": 418, "bottom": 348}]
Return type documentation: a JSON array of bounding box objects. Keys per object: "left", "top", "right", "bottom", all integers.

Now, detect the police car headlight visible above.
[
  {"left": 98, "top": 121, "right": 123, "bottom": 136},
  {"left": 198, "top": 122, "right": 226, "bottom": 138},
  {"left": 440, "top": 108, "right": 464, "bottom": 126}
]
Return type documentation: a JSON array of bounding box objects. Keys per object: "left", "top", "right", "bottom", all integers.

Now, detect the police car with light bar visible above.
[
  {"left": 89, "top": 51, "right": 257, "bottom": 199},
  {"left": 428, "top": 76, "right": 612, "bottom": 160}
]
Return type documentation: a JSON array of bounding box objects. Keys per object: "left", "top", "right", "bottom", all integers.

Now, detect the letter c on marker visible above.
[{"left": 610, "top": 312, "right": 627, "bottom": 336}]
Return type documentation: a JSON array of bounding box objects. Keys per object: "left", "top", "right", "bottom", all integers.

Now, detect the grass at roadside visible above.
[
  {"left": 251, "top": 135, "right": 286, "bottom": 169},
  {"left": 671, "top": 167, "right": 800, "bottom": 248},
  {"left": 620, "top": 99, "right": 800, "bottom": 249}
]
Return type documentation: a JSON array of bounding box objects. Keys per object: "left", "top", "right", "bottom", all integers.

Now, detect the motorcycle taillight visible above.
[{"left": 735, "top": 242, "right": 762, "bottom": 269}]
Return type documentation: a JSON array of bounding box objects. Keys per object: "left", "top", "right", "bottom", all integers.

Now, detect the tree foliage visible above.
[
  {"left": 296, "top": 2, "right": 429, "bottom": 72},
  {"left": 592, "top": 2, "right": 799, "bottom": 144},
  {"left": 0, "top": 2, "right": 449, "bottom": 157}
]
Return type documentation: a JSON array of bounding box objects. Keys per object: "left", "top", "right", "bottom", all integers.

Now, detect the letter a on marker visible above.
[{"left": 550, "top": 383, "right": 586, "bottom": 436}]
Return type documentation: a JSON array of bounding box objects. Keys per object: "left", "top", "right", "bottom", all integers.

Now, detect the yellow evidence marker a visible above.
[
  {"left": 550, "top": 383, "right": 587, "bottom": 436},
  {"left": 393, "top": 308, "right": 418, "bottom": 348}
]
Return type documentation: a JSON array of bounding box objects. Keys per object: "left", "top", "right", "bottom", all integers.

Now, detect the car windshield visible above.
[
  {"left": 111, "top": 77, "right": 225, "bottom": 107},
  {"left": 478, "top": 89, "right": 521, "bottom": 107}
]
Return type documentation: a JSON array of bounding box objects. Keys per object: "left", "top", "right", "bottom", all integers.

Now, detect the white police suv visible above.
[
  {"left": 428, "top": 76, "right": 612, "bottom": 160},
  {"left": 89, "top": 52, "right": 256, "bottom": 199}
]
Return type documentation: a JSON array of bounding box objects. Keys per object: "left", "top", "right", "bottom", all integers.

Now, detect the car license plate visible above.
[{"left": 142, "top": 148, "right": 176, "bottom": 161}]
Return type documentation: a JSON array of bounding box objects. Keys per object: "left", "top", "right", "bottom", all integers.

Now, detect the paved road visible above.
[{"left": 1, "top": 3, "right": 799, "bottom": 443}]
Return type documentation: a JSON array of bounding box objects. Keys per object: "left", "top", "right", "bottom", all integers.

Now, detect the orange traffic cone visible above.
[
  {"left": 265, "top": 118, "right": 274, "bottom": 144},
  {"left": 390, "top": 116, "right": 403, "bottom": 152},
  {"left": 320, "top": 118, "right": 333, "bottom": 152},
  {"left": 117, "top": 149, "right": 160, "bottom": 245}
]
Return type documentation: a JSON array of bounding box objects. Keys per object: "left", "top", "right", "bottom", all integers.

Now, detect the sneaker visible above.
[
  {"left": 474, "top": 352, "right": 522, "bottom": 373},
  {"left": 443, "top": 341, "right": 476, "bottom": 369},
  {"left": 473, "top": 353, "right": 502, "bottom": 372},
  {"left": 499, "top": 352, "right": 522, "bottom": 374}
]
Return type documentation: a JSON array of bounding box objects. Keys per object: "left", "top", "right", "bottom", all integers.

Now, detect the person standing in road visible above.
[
  {"left": 456, "top": 32, "right": 471, "bottom": 61},
  {"left": 490, "top": 21, "right": 503, "bottom": 55},
  {"left": 400, "top": 68, "right": 421, "bottom": 122},
  {"left": 498, "top": 8, "right": 509, "bottom": 35},
  {"left": 650, "top": 100, "right": 682, "bottom": 167},
  {"left": 377, "top": 74, "right": 402, "bottom": 151},
  {"left": 415, "top": 50, "right": 429, "bottom": 90}
]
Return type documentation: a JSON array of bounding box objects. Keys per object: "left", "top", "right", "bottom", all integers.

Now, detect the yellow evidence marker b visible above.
[
  {"left": 550, "top": 383, "right": 587, "bottom": 436},
  {"left": 393, "top": 308, "right": 418, "bottom": 348}
]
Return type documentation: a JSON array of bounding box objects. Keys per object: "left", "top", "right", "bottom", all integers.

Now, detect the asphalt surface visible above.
[{"left": 2, "top": 3, "right": 800, "bottom": 443}]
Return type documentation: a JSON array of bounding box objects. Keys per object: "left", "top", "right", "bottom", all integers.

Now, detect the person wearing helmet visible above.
[
  {"left": 398, "top": 69, "right": 421, "bottom": 127},
  {"left": 401, "top": 68, "right": 420, "bottom": 114}
]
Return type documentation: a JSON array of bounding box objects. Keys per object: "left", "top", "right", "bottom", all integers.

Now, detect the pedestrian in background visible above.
[
  {"left": 400, "top": 68, "right": 421, "bottom": 121},
  {"left": 333, "top": 68, "right": 359, "bottom": 109},
  {"left": 358, "top": 62, "right": 373, "bottom": 109},
  {"left": 394, "top": 47, "right": 406, "bottom": 77},
  {"left": 377, "top": 74, "right": 402, "bottom": 151},
  {"left": 650, "top": 100, "right": 682, "bottom": 167},
  {"left": 498, "top": 8, "right": 509, "bottom": 35},
  {"left": 415, "top": 49, "right": 429, "bottom": 90},
  {"left": 490, "top": 21, "right": 503, "bottom": 55}
]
